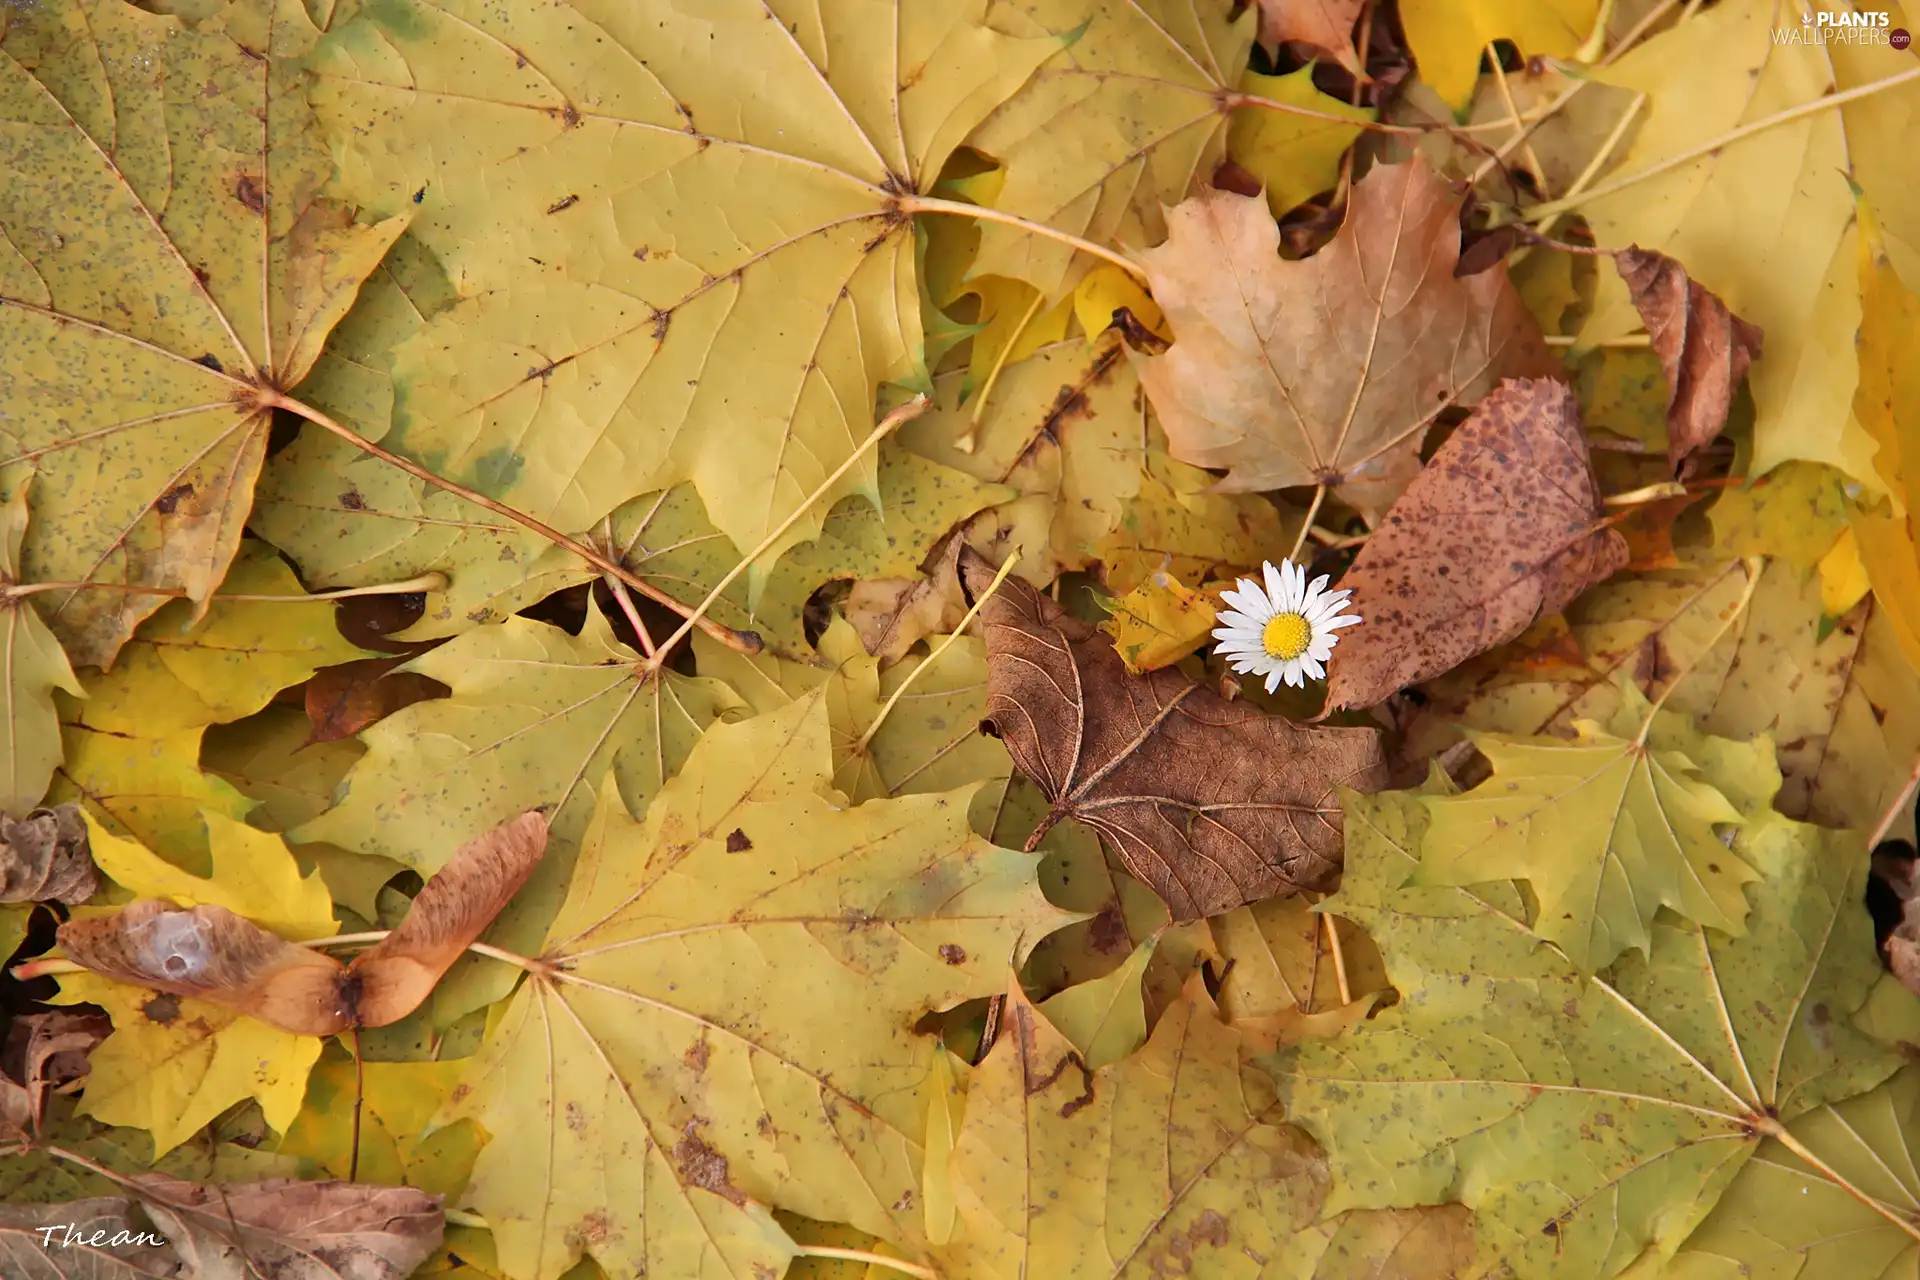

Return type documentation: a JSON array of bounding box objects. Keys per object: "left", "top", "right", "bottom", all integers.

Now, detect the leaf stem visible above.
[
  {"left": 256, "top": 390, "right": 761, "bottom": 656},
  {"left": 853, "top": 552, "right": 1019, "bottom": 758},
  {"left": 645, "top": 395, "right": 932, "bottom": 668},
  {"left": 793, "top": 1246, "right": 937, "bottom": 1278},
  {"left": 967, "top": 290, "right": 1047, "bottom": 442},
  {"left": 1, "top": 573, "right": 449, "bottom": 603},
  {"left": 1324, "top": 912, "right": 1353, "bottom": 1006},
  {"left": 1765, "top": 1121, "right": 1920, "bottom": 1244},
  {"left": 1635, "top": 555, "right": 1764, "bottom": 743},
  {"left": 599, "top": 516, "right": 658, "bottom": 659},
  {"left": 900, "top": 195, "right": 1148, "bottom": 281},
  {"left": 1523, "top": 68, "right": 1920, "bottom": 223},
  {"left": 1288, "top": 486, "right": 1328, "bottom": 564}
]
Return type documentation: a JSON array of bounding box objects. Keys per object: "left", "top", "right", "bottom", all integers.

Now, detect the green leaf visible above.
[{"left": 1278, "top": 789, "right": 1903, "bottom": 1280}]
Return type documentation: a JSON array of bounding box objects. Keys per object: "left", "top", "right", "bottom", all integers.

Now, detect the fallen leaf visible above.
[
  {"left": 1657, "top": 1066, "right": 1920, "bottom": 1279},
  {"left": 0, "top": 1197, "right": 178, "bottom": 1279},
  {"left": 134, "top": 1174, "right": 443, "bottom": 1280},
  {"left": 1280, "top": 788, "right": 1902, "bottom": 1278},
  {"left": 310, "top": 0, "right": 1058, "bottom": 567},
  {"left": 279, "top": 1057, "right": 482, "bottom": 1196},
  {"left": 1398, "top": 0, "right": 1599, "bottom": 108},
  {"left": 966, "top": 548, "right": 1388, "bottom": 919},
  {"left": 1034, "top": 936, "right": 1156, "bottom": 1070},
  {"left": 50, "top": 545, "right": 371, "bottom": 873},
  {"left": 436, "top": 695, "right": 1073, "bottom": 1278},
  {"left": 938, "top": 975, "right": 1327, "bottom": 1279},
  {"left": 1707, "top": 461, "right": 1851, "bottom": 571},
  {"left": 1579, "top": 1, "right": 1899, "bottom": 493},
  {"left": 1228, "top": 66, "right": 1375, "bottom": 218},
  {"left": 1419, "top": 682, "right": 1772, "bottom": 973},
  {"left": 0, "top": 0, "right": 405, "bottom": 667},
  {"left": 1255, "top": 0, "right": 1365, "bottom": 67},
  {"left": 1326, "top": 378, "right": 1629, "bottom": 711},
  {"left": 1616, "top": 490, "right": 1705, "bottom": 571},
  {"left": 0, "top": 1009, "right": 109, "bottom": 1140},
  {"left": 1290, "top": 1205, "right": 1484, "bottom": 1279},
  {"left": 1613, "top": 247, "right": 1765, "bottom": 475},
  {"left": 1098, "top": 571, "right": 1219, "bottom": 675},
  {"left": 1852, "top": 196, "right": 1920, "bottom": 682},
  {"left": 61, "top": 812, "right": 548, "bottom": 1036},
  {"left": 1092, "top": 451, "right": 1286, "bottom": 596},
  {"left": 0, "top": 804, "right": 96, "bottom": 906},
  {"left": 1880, "top": 852, "right": 1920, "bottom": 1002},
  {"left": 0, "top": 472, "right": 84, "bottom": 817},
  {"left": 304, "top": 659, "right": 448, "bottom": 746},
  {"left": 848, "top": 536, "right": 971, "bottom": 664},
  {"left": 1819, "top": 525, "right": 1873, "bottom": 618},
  {"left": 1070, "top": 266, "right": 1167, "bottom": 346},
  {"left": 1139, "top": 158, "right": 1551, "bottom": 517},
  {"left": 965, "top": 0, "right": 1255, "bottom": 297}
]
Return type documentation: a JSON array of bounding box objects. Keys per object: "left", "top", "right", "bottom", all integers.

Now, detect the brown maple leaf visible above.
[
  {"left": 133, "top": 1175, "right": 442, "bottom": 1280},
  {"left": 963, "top": 549, "right": 1387, "bottom": 920},
  {"left": 1614, "top": 247, "right": 1764, "bottom": 476},
  {"left": 1325, "top": 378, "right": 1629, "bottom": 711},
  {"left": 1137, "top": 155, "right": 1551, "bottom": 520},
  {"left": 1256, "top": 0, "right": 1366, "bottom": 69}
]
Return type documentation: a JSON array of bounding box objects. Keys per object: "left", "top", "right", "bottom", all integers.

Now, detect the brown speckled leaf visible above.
[
  {"left": 1137, "top": 157, "right": 1551, "bottom": 520},
  {"left": 1325, "top": 378, "right": 1629, "bottom": 711},
  {"left": 0, "top": 804, "right": 96, "bottom": 905},
  {"left": 963, "top": 549, "right": 1388, "bottom": 920},
  {"left": 1615, "top": 247, "right": 1764, "bottom": 475}
]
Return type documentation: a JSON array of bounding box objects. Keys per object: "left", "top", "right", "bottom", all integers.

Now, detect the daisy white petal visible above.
[{"left": 1263, "top": 562, "right": 1286, "bottom": 606}]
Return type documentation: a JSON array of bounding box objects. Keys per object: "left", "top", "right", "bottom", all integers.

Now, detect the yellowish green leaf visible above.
[
  {"left": 0, "top": 0, "right": 404, "bottom": 667},
  {"left": 311, "top": 0, "right": 1058, "bottom": 568},
  {"left": 279, "top": 1054, "right": 483, "bottom": 1197},
  {"left": 0, "top": 470, "right": 83, "bottom": 817},
  {"left": 437, "top": 696, "right": 1075, "bottom": 1278},
  {"left": 1282, "top": 789, "right": 1903, "bottom": 1279},
  {"left": 1709, "top": 462, "right": 1851, "bottom": 571},
  {"left": 1228, "top": 66, "right": 1375, "bottom": 218},
  {"left": 83, "top": 809, "right": 336, "bottom": 943},
  {"left": 1093, "top": 450, "right": 1287, "bottom": 595},
  {"left": 1035, "top": 935, "right": 1155, "bottom": 1069},
  {"left": 1419, "top": 685, "right": 1769, "bottom": 972}
]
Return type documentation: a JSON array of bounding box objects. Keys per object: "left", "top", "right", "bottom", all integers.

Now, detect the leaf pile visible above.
[{"left": 3, "top": 1, "right": 1919, "bottom": 1279}]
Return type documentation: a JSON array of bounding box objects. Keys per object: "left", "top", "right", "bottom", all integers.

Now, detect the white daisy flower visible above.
[{"left": 1211, "top": 560, "right": 1362, "bottom": 692}]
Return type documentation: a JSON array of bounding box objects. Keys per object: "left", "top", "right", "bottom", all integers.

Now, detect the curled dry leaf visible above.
[
  {"left": 1614, "top": 247, "right": 1764, "bottom": 475},
  {"left": 55, "top": 812, "right": 549, "bottom": 1036},
  {"left": 1138, "top": 156, "right": 1551, "bottom": 519},
  {"left": 963, "top": 548, "right": 1388, "bottom": 920},
  {"left": 848, "top": 535, "right": 968, "bottom": 662},
  {"left": 1325, "top": 379, "right": 1629, "bottom": 711},
  {"left": 1876, "top": 849, "right": 1920, "bottom": 1001},
  {"left": 133, "top": 1175, "right": 442, "bottom": 1280},
  {"left": 0, "top": 1009, "right": 110, "bottom": 1140},
  {"left": 0, "top": 804, "right": 96, "bottom": 905}
]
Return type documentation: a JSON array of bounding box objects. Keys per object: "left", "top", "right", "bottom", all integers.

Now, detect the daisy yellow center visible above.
[{"left": 1261, "top": 612, "right": 1312, "bottom": 660}]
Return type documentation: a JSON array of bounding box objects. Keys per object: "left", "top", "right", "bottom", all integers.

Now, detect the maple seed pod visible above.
[{"left": 58, "top": 901, "right": 354, "bottom": 1037}]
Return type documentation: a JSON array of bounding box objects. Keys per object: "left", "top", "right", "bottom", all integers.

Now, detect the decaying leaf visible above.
[
  {"left": 0, "top": 0, "right": 405, "bottom": 667},
  {"left": 938, "top": 975, "right": 1327, "bottom": 1279},
  {"left": 437, "top": 695, "right": 1072, "bottom": 1279},
  {"left": 1879, "top": 851, "right": 1920, "bottom": 1002},
  {"left": 0, "top": 1197, "right": 177, "bottom": 1279},
  {"left": 0, "top": 804, "right": 95, "bottom": 906},
  {"left": 1280, "top": 788, "right": 1902, "bottom": 1279},
  {"left": 1326, "top": 378, "right": 1628, "bottom": 711},
  {"left": 133, "top": 1174, "right": 443, "bottom": 1280},
  {"left": 1138, "top": 158, "right": 1551, "bottom": 518},
  {"left": 59, "top": 812, "right": 548, "bottom": 1037},
  {"left": 0, "top": 1009, "right": 109, "bottom": 1140},
  {"left": 1613, "top": 247, "right": 1764, "bottom": 475},
  {"left": 303, "top": 658, "right": 448, "bottom": 746},
  {"left": 966, "top": 548, "right": 1387, "bottom": 919}
]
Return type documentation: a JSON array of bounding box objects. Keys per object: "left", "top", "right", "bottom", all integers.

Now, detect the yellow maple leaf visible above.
[
  {"left": 1851, "top": 195, "right": 1920, "bottom": 678},
  {"left": 49, "top": 812, "right": 336, "bottom": 1155},
  {"left": 1228, "top": 65, "right": 1375, "bottom": 217},
  {"left": 1400, "top": 0, "right": 1600, "bottom": 110},
  {"left": 1098, "top": 571, "right": 1220, "bottom": 675},
  {"left": 279, "top": 1055, "right": 483, "bottom": 1195}
]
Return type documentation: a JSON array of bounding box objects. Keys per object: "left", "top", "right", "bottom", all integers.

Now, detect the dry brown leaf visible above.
[
  {"left": 1138, "top": 156, "right": 1551, "bottom": 519},
  {"left": 1325, "top": 378, "right": 1629, "bottom": 711},
  {"left": 847, "top": 535, "right": 968, "bottom": 662},
  {"left": 1878, "top": 849, "right": 1920, "bottom": 1002},
  {"left": 0, "top": 1009, "right": 110, "bottom": 1140},
  {"left": 56, "top": 813, "right": 548, "bottom": 1036},
  {"left": 0, "top": 1198, "right": 179, "bottom": 1279},
  {"left": 303, "top": 659, "right": 449, "bottom": 746},
  {"left": 57, "top": 901, "right": 356, "bottom": 1038},
  {"left": 345, "top": 810, "right": 548, "bottom": 1028},
  {"left": 963, "top": 549, "right": 1387, "bottom": 920},
  {"left": 1614, "top": 247, "right": 1765, "bottom": 475},
  {"left": 0, "top": 804, "right": 97, "bottom": 906},
  {"left": 132, "top": 1175, "right": 441, "bottom": 1280},
  {"left": 1256, "top": 0, "right": 1366, "bottom": 68}
]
